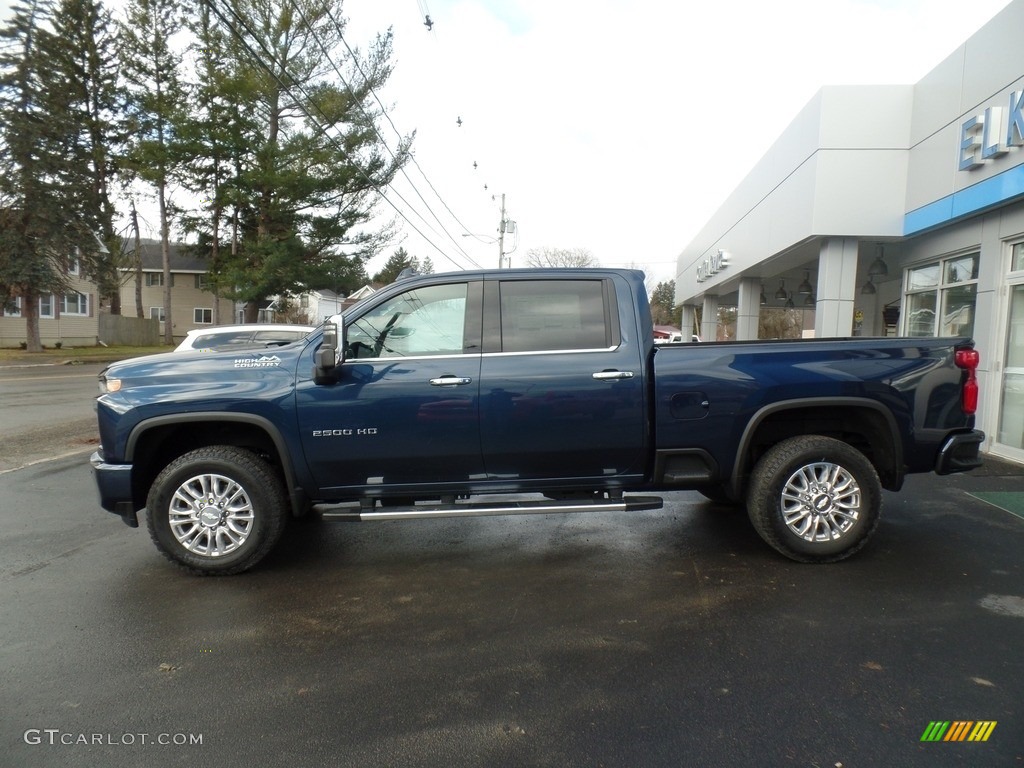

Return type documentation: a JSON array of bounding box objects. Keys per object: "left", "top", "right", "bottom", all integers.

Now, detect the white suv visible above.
[{"left": 174, "top": 324, "right": 316, "bottom": 353}]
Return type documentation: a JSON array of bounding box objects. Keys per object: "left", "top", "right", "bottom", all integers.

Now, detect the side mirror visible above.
[{"left": 314, "top": 322, "right": 341, "bottom": 384}]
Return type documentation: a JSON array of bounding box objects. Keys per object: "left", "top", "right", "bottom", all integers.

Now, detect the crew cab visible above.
[{"left": 91, "top": 269, "right": 984, "bottom": 574}]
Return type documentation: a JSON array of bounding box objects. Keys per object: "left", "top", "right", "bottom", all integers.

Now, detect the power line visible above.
[
  {"left": 322, "top": 5, "right": 506, "bottom": 249},
  {"left": 203, "top": 0, "right": 479, "bottom": 272},
  {"left": 282, "top": 0, "right": 481, "bottom": 269}
]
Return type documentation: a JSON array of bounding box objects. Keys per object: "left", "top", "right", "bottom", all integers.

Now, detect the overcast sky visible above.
[{"left": 1, "top": 0, "right": 1015, "bottom": 287}]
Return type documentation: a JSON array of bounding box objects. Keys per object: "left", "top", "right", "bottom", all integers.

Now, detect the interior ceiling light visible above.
[
  {"left": 804, "top": 293, "right": 816, "bottom": 307},
  {"left": 861, "top": 276, "right": 876, "bottom": 295},
  {"left": 760, "top": 284, "right": 767, "bottom": 306},
  {"left": 774, "top": 279, "right": 787, "bottom": 300},
  {"left": 869, "top": 245, "right": 888, "bottom": 277},
  {"left": 798, "top": 270, "right": 813, "bottom": 295}
]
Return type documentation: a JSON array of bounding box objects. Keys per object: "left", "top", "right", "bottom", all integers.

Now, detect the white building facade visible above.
[{"left": 675, "top": 0, "right": 1024, "bottom": 464}]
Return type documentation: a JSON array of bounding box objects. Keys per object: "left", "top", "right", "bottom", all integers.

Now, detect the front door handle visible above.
[
  {"left": 429, "top": 376, "right": 473, "bottom": 387},
  {"left": 592, "top": 370, "right": 634, "bottom": 381}
]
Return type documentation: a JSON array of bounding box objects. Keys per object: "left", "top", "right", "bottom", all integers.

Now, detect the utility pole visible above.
[{"left": 497, "top": 193, "right": 506, "bottom": 269}]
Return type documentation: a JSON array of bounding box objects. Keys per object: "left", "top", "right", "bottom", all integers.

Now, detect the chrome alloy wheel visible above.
[
  {"left": 780, "top": 461, "right": 861, "bottom": 543},
  {"left": 168, "top": 473, "right": 255, "bottom": 557}
]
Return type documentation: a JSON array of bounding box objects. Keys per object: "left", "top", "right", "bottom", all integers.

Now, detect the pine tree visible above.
[
  {"left": 372, "top": 247, "right": 413, "bottom": 284},
  {"left": 45, "top": 0, "right": 124, "bottom": 312},
  {"left": 0, "top": 0, "right": 98, "bottom": 351},
  {"left": 120, "top": 0, "right": 185, "bottom": 343},
  {"left": 211, "top": 0, "right": 412, "bottom": 321}
]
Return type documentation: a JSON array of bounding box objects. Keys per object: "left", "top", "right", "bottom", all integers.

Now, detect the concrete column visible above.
[
  {"left": 679, "top": 304, "right": 697, "bottom": 340},
  {"left": 736, "top": 278, "right": 761, "bottom": 340},
  {"left": 701, "top": 295, "right": 719, "bottom": 342},
  {"left": 814, "top": 238, "right": 859, "bottom": 337}
]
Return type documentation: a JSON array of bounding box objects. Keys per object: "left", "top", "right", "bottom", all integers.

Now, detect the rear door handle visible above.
[
  {"left": 429, "top": 376, "right": 473, "bottom": 387},
  {"left": 592, "top": 370, "right": 634, "bottom": 381}
]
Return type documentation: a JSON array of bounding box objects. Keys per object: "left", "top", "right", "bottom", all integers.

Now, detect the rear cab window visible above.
[{"left": 493, "top": 279, "right": 618, "bottom": 352}]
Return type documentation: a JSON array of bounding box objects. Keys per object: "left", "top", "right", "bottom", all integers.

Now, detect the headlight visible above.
[{"left": 99, "top": 375, "right": 122, "bottom": 394}]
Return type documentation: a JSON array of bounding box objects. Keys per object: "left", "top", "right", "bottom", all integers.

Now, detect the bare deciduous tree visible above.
[{"left": 525, "top": 247, "right": 598, "bottom": 268}]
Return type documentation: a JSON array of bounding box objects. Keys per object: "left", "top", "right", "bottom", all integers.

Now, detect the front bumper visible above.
[
  {"left": 934, "top": 430, "right": 985, "bottom": 475},
  {"left": 90, "top": 451, "right": 138, "bottom": 527}
]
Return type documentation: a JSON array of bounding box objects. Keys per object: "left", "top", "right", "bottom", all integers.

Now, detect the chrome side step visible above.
[{"left": 315, "top": 494, "right": 664, "bottom": 522}]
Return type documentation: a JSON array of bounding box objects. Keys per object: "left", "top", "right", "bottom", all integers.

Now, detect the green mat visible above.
[{"left": 968, "top": 492, "right": 1024, "bottom": 521}]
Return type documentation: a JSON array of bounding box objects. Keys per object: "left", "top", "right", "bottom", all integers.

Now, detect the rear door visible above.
[{"left": 477, "top": 275, "right": 646, "bottom": 484}]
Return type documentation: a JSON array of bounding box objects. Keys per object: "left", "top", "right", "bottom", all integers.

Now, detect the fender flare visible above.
[
  {"left": 125, "top": 412, "right": 300, "bottom": 494},
  {"left": 729, "top": 396, "right": 904, "bottom": 495}
]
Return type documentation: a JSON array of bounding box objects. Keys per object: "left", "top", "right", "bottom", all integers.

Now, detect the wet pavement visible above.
[{"left": 1, "top": 452, "right": 1022, "bottom": 767}]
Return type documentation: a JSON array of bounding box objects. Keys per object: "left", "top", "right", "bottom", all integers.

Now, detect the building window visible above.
[
  {"left": 150, "top": 306, "right": 165, "bottom": 322},
  {"left": 1012, "top": 242, "right": 1024, "bottom": 274},
  {"left": 68, "top": 256, "right": 80, "bottom": 275},
  {"left": 61, "top": 292, "right": 89, "bottom": 316},
  {"left": 146, "top": 273, "right": 174, "bottom": 287},
  {"left": 195, "top": 274, "right": 209, "bottom": 290},
  {"left": 5, "top": 297, "right": 22, "bottom": 317},
  {"left": 904, "top": 252, "right": 978, "bottom": 338},
  {"left": 194, "top": 308, "right": 212, "bottom": 324},
  {"left": 39, "top": 295, "right": 54, "bottom": 319}
]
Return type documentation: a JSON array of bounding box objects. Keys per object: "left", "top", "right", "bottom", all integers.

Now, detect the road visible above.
[
  {"left": 2, "top": 448, "right": 1023, "bottom": 767},
  {"left": 1, "top": 363, "right": 1023, "bottom": 766},
  {"left": 0, "top": 362, "right": 104, "bottom": 473}
]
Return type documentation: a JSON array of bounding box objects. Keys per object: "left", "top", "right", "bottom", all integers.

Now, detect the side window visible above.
[
  {"left": 347, "top": 282, "right": 468, "bottom": 359},
  {"left": 253, "top": 329, "right": 308, "bottom": 344},
  {"left": 499, "top": 280, "right": 610, "bottom": 352},
  {"left": 194, "top": 330, "right": 252, "bottom": 350}
]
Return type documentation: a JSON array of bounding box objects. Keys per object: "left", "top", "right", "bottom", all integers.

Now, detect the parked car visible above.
[
  {"left": 174, "top": 324, "right": 315, "bottom": 353},
  {"left": 93, "top": 268, "right": 983, "bottom": 575}
]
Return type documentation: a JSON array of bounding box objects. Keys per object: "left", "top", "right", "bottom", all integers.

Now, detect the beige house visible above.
[
  {"left": 120, "top": 239, "right": 233, "bottom": 343},
  {"left": 0, "top": 254, "right": 99, "bottom": 348}
]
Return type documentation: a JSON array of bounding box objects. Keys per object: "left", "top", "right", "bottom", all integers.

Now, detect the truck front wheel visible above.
[
  {"left": 746, "top": 436, "right": 880, "bottom": 563},
  {"left": 146, "top": 446, "right": 288, "bottom": 575}
]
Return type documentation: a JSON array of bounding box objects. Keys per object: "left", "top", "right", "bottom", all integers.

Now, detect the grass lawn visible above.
[{"left": 0, "top": 344, "right": 170, "bottom": 364}]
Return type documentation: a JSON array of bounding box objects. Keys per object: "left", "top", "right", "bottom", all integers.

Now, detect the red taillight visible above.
[
  {"left": 955, "top": 348, "right": 980, "bottom": 369},
  {"left": 955, "top": 347, "right": 980, "bottom": 415}
]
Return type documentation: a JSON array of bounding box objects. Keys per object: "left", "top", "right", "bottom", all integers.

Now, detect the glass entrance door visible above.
[{"left": 996, "top": 283, "right": 1024, "bottom": 455}]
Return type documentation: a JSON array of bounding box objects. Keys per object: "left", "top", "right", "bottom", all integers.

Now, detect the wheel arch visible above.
[
  {"left": 729, "top": 398, "right": 903, "bottom": 498},
  {"left": 125, "top": 413, "right": 303, "bottom": 515}
]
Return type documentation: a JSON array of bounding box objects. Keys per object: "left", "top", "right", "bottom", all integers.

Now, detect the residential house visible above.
[
  {"left": 267, "top": 284, "right": 378, "bottom": 326},
  {"left": 0, "top": 253, "right": 99, "bottom": 348},
  {"left": 120, "top": 239, "right": 233, "bottom": 343}
]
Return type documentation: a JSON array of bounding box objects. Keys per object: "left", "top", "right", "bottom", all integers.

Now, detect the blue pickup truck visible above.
[{"left": 91, "top": 268, "right": 984, "bottom": 575}]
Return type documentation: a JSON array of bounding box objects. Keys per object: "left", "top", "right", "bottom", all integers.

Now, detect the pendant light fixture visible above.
[
  {"left": 861, "top": 276, "right": 876, "bottom": 295},
  {"left": 797, "top": 270, "right": 813, "bottom": 296},
  {"left": 774, "top": 279, "right": 787, "bottom": 300},
  {"left": 868, "top": 245, "right": 888, "bottom": 278}
]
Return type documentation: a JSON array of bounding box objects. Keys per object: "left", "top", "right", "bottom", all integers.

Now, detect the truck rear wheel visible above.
[
  {"left": 146, "top": 446, "right": 288, "bottom": 575},
  {"left": 746, "top": 436, "right": 880, "bottom": 563}
]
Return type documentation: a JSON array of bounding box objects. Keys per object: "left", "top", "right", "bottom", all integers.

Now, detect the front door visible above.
[{"left": 296, "top": 280, "right": 484, "bottom": 494}]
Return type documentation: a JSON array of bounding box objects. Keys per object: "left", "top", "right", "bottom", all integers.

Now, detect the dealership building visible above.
[{"left": 674, "top": 0, "right": 1024, "bottom": 464}]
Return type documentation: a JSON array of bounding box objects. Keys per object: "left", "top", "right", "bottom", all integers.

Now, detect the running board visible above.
[{"left": 315, "top": 494, "right": 664, "bottom": 522}]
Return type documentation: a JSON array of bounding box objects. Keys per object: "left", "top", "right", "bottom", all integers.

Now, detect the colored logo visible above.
[{"left": 921, "top": 721, "right": 996, "bottom": 742}]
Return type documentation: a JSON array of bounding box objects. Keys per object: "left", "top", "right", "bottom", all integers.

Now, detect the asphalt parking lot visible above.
[{"left": 2, "top": 443, "right": 1023, "bottom": 767}]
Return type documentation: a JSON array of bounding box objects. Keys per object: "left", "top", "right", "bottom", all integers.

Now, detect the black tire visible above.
[
  {"left": 746, "top": 436, "right": 881, "bottom": 563},
  {"left": 146, "top": 446, "right": 288, "bottom": 575}
]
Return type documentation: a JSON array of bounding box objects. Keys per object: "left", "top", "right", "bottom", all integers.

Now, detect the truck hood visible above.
[{"left": 99, "top": 343, "right": 307, "bottom": 395}]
